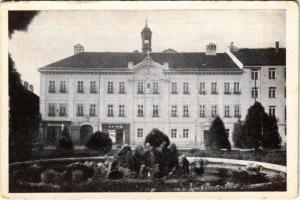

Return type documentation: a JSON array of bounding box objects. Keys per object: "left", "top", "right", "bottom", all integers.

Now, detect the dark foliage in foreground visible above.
[
  {"left": 57, "top": 127, "right": 73, "bottom": 150},
  {"left": 144, "top": 128, "right": 170, "bottom": 148},
  {"left": 262, "top": 115, "right": 281, "bottom": 149},
  {"left": 232, "top": 119, "right": 244, "bottom": 148},
  {"left": 85, "top": 131, "right": 112, "bottom": 153},
  {"left": 9, "top": 11, "right": 39, "bottom": 38},
  {"left": 207, "top": 116, "right": 231, "bottom": 150}
]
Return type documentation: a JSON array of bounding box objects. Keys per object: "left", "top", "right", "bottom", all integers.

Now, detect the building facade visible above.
[{"left": 38, "top": 24, "right": 286, "bottom": 149}]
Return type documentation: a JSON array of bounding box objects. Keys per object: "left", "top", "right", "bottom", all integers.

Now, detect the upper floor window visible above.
[
  {"left": 269, "top": 87, "right": 276, "bottom": 98},
  {"left": 224, "top": 105, "right": 230, "bottom": 118},
  {"left": 183, "top": 82, "right": 189, "bottom": 94},
  {"left": 199, "top": 105, "right": 206, "bottom": 118},
  {"left": 171, "top": 105, "right": 177, "bottom": 117},
  {"left": 224, "top": 82, "right": 230, "bottom": 94},
  {"left": 269, "top": 68, "right": 276, "bottom": 79},
  {"left": 77, "top": 81, "right": 84, "bottom": 93},
  {"left": 60, "top": 81, "right": 66, "bottom": 93},
  {"left": 183, "top": 129, "right": 189, "bottom": 138},
  {"left": 171, "top": 82, "right": 177, "bottom": 94},
  {"left": 153, "top": 82, "right": 159, "bottom": 94},
  {"left": 48, "top": 81, "right": 56, "bottom": 93},
  {"left": 171, "top": 129, "right": 177, "bottom": 138},
  {"left": 89, "top": 104, "right": 96, "bottom": 116},
  {"left": 234, "top": 82, "right": 241, "bottom": 94},
  {"left": 90, "top": 81, "right": 96, "bottom": 93},
  {"left": 137, "top": 128, "right": 143, "bottom": 138},
  {"left": 138, "top": 82, "right": 144, "bottom": 94},
  {"left": 59, "top": 104, "right": 67, "bottom": 117},
  {"left": 152, "top": 105, "right": 159, "bottom": 117},
  {"left": 119, "top": 82, "right": 125, "bottom": 94},
  {"left": 251, "top": 70, "right": 258, "bottom": 80},
  {"left": 211, "top": 82, "right": 218, "bottom": 94},
  {"left": 211, "top": 105, "right": 217, "bottom": 117},
  {"left": 107, "top": 104, "right": 114, "bottom": 117},
  {"left": 108, "top": 82, "right": 114, "bottom": 94},
  {"left": 269, "top": 106, "right": 276, "bottom": 117},
  {"left": 137, "top": 105, "right": 144, "bottom": 117},
  {"left": 76, "top": 104, "right": 84, "bottom": 116},
  {"left": 251, "top": 87, "right": 258, "bottom": 99},
  {"left": 183, "top": 105, "right": 189, "bottom": 117},
  {"left": 119, "top": 105, "right": 125, "bottom": 117},
  {"left": 199, "top": 82, "right": 206, "bottom": 95},
  {"left": 48, "top": 103, "right": 56, "bottom": 116},
  {"left": 234, "top": 105, "right": 241, "bottom": 118}
]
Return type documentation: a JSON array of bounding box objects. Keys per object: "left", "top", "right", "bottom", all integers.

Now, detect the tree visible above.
[
  {"left": 85, "top": 131, "right": 112, "bottom": 153},
  {"left": 232, "top": 119, "right": 244, "bottom": 148},
  {"left": 207, "top": 116, "right": 231, "bottom": 150},
  {"left": 144, "top": 128, "right": 170, "bottom": 148},
  {"left": 57, "top": 127, "right": 73, "bottom": 150},
  {"left": 262, "top": 115, "right": 281, "bottom": 149},
  {"left": 243, "top": 102, "right": 268, "bottom": 150}
]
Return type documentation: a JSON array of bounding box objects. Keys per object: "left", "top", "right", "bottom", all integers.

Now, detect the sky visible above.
[{"left": 9, "top": 10, "right": 286, "bottom": 95}]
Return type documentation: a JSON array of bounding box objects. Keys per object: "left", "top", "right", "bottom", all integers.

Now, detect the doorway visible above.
[{"left": 80, "top": 125, "right": 93, "bottom": 145}]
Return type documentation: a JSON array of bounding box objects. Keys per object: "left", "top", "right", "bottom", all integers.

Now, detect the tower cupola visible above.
[{"left": 141, "top": 20, "right": 152, "bottom": 54}]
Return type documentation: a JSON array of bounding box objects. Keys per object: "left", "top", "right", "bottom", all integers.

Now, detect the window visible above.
[
  {"left": 199, "top": 82, "right": 206, "bottom": 94},
  {"left": 171, "top": 105, "right": 177, "bottom": 117},
  {"left": 138, "top": 105, "right": 144, "bottom": 117},
  {"left": 60, "top": 81, "right": 66, "bottom": 93},
  {"left": 234, "top": 105, "right": 241, "bottom": 118},
  {"left": 224, "top": 105, "right": 230, "bottom": 118},
  {"left": 269, "top": 106, "right": 276, "bottom": 116},
  {"left": 119, "top": 105, "right": 125, "bottom": 117},
  {"left": 153, "top": 82, "right": 159, "bottom": 94},
  {"left": 269, "top": 87, "right": 276, "bottom": 98},
  {"left": 199, "top": 105, "right": 206, "bottom": 118},
  {"left": 77, "top": 104, "right": 84, "bottom": 116},
  {"left": 171, "top": 129, "right": 177, "bottom": 138},
  {"left": 211, "top": 82, "right": 217, "bottom": 94},
  {"left": 183, "top": 129, "right": 189, "bottom": 138},
  {"left": 234, "top": 82, "right": 240, "bottom": 94},
  {"left": 224, "top": 82, "right": 230, "bottom": 94},
  {"left": 251, "top": 70, "right": 258, "bottom": 80},
  {"left": 90, "top": 81, "right": 96, "bottom": 93},
  {"left": 171, "top": 82, "right": 177, "bottom": 94},
  {"left": 107, "top": 105, "right": 114, "bottom": 117},
  {"left": 108, "top": 82, "right": 114, "bottom": 94},
  {"left": 59, "top": 104, "right": 67, "bottom": 116},
  {"left": 138, "top": 82, "right": 144, "bottom": 94},
  {"left": 89, "top": 104, "right": 96, "bottom": 116},
  {"left": 153, "top": 105, "right": 159, "bottom": 117},
  {"left": 137, "top": 128, "right": 143, "bottom": 138},
  {"left": 183, "top": 82, "right": 189, "bottom": 94},
  {"left": 48, "top": 104, "right": 56, "bottom": 116},
  {"left": 251, "top": 87, "right": 258, "bottom": 99},
  {"left": 77, "top": 81, "right": 84, "bottom": 93},
  {"left": 119, "top": 82, "right": 125, "bottom": 94},
  {"left": 269, "top": 68, "right": 276, "bottom": 79},
  {"left": 48, "top": 81, "right": 56, "bottom": 93},
  {"left": 183, "top": 105, "right": 189, "bottom": 117},
  {"left": 211, "top": 105, "right": 217, "bottom": 117}
]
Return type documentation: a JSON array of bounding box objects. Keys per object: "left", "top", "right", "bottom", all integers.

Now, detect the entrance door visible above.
[
  {"left": 80, "top": 125, "right": 93, "bottom": 145},
  {"left": 116, "top": 130, "right": 124, "bottom": 145},
  {"left": 204, "top": 130, "right": 210, "bottom": 149}
]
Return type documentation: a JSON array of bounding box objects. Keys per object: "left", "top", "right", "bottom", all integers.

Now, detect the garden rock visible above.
[{"left": 40, "top": 169, "right": 59, "bottom": 184}]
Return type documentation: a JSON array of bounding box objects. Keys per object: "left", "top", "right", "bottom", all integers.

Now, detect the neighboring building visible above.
[
  {"left": 38, "top": 23, "right": 286, "bottom": 149},
  {"left": 228, "top": 41, "right": 286, "bottom": 145}
]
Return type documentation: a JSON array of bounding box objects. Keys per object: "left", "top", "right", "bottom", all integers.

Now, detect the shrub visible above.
[
  {"left": 144, "top": 128, "right": 170, "bottom": 148},
  {"left": 57, "top": 127, "right": 73, "bottom": 150},
  {"left": 232, "top": 119, "right": 244, "bottom": 148},
  {"left": 262, "top": 115, "right": 281, "bottom": 149},
  {"left": 85, "top": 131, "right": 112, "bottom": 153},
  {"left": 207, "top": 116, "right": 231, "bottom": 150}
]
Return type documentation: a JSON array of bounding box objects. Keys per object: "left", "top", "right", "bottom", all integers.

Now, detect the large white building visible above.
[{"left": 38, "top": 24, "right": 286, "bottom": 149}]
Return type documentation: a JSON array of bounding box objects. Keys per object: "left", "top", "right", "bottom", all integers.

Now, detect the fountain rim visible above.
[{"left": 10, "top": 156, "right": 286, "bottom": 173}]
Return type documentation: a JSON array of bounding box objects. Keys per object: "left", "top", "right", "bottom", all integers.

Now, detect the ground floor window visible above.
[
  {"left": 46, "top": 126, "right": 58, "bottom": 145},
  {"left": 183, "top": 129, "right": 189, "bottom": 138},
  {"left": 171, "top": 129, "right": 177, "bottom": 138},
  {"left": 137, "top": 128, "right": 143, "bottom": 138}
]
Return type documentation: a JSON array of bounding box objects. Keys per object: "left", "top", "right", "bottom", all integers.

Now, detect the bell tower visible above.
[{"left": 141, "top": 20, "right": 152, "bottom": 54}]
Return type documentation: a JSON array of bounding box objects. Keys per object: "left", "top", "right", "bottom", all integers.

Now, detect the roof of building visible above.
[
  {"left": 231, "top": 48, "right": 286, "bottom": 66},
  {"left": 40, "top": 52, "right": 242, "bottom": 71}
]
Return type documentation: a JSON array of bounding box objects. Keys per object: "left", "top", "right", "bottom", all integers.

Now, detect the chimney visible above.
[
  {"left": 128, "top": 62, "right": 134, "bottom": 69},
  {"left": 163, "top": 62, "right": 169, "bottom": 70},
  {"left": 24, "top": 81, "right": 29, "bottom": 90},
  {"left": 205, "top": 43, "right": 217, "bottom": 55},
  {"left": 74, "top": 44, "right": 84, "bottom": 55},
  {"left": 29, "top": 85, "right": 34, "bottom": 92},
  {"left": 275, "top": 41, "right": 279, "bottom": 53}
]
